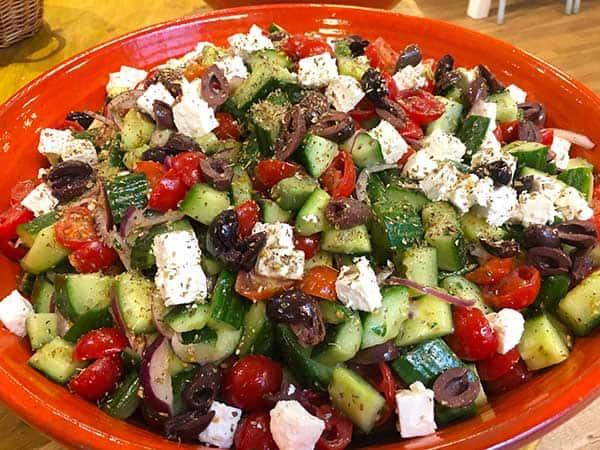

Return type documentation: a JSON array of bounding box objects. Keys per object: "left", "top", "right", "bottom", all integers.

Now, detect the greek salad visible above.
[{"left": 1, "top": 23, "right": 599, "bottom": 449}]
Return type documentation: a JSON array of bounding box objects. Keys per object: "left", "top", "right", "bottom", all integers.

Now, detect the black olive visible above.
[
  {"left": 165, "top": 133, "right": 201, "bottom": 153},
  {"left": 326, "top": 198, "right": 372, "bottom": 229},
  {"left": 518, "top": 120, "right": 541, "bottom": 143},
  {"left": 556, "top": 220, "right": 598, "bottom": 249},
  {"left": 267, "top": 290, "right": 319, "bottom": 327},
  {"left": 47, "top": 160, "right": 94, "bottom": 203},
  {"left": 153, "top": 100, "right": 175, "bottom": 130},
  {"left": 309, "top": 111, "right": 355, "bottom": 143},
  {"left": 297, "top": 91, "right": 330, "bottom": 125},
  {"left": 375, "top": 98, "right": 407, "bottom": 130},
  {"left": 200, "top": 157, "right": 233, "bottom": 191},
  {"left": 164, "top": 410, "right": 215, "bottom": 442},
  {"left": 350, "top": 341, "right": 400, "bottom": 365},
  {"left": 467, "top": 75, "right": 489, "bottom": 108},
  {"left": 274, "top": 106, "right": 306, "bottom": 160},
  {"left": 269, "top": 30, "right": 288, "bottom": 42},
  {"left": 527, "top": 246, "right": 572, "bottom": 276},
  {"left": 514, "top": 175, "right": 534, "bottom": 195},
  {"left": 571, "top": 254, "right": 593, "bottom": 286},
  {"left": 433, "top": 367, "right": 480, "bottom": 409},
  {"left": 152, "top": 68, "right": 184, "bottom": 97},
  {"left": 347, "top": 35, "right": 369, "bottom": 57},
  {"left": 141, "top": 147, "right": 168, "bottom": 163},
  {"left": 480, "top": 238, "right": 520, "bottom": 258},
  {"left": 518, "top": 102, "right": 546, "bottom": 128},
  {"left": 238, "top": 232, "right": 267, "bottom": 272},
  {"left": 395, "top": 44, "right": 422, "bottom": 71},
  {"left": 66, "top": 111, "right": 94, "bottom": 129},
  {"left": 200, "top": 65, "right": 229, "bottom": 108},
  {"left": 361, "top": 68, "right": 388, "bottom": 104},
  {"left": 487, "top": 160, "right": 513, "bottom": 186},
  {"left": 206, "top": 210, "right": 239, "bottom": 259},
  {"left": 478, "top": 64, "right": 505, "bottom": 94},
  {"left": 183, "top": 363, "right": 222, "bottom": 413},
  {"left": 434, "top": 54, "right": 460, "bottom": 95},
  {"left": 524, "top": 224, "right": 561, "bottom": 248}
]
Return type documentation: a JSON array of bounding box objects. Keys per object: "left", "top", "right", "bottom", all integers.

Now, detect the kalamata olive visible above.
[
  {"left": 238, "top": 232, "right": 267, "bottom": 271},
  {"left": 347, "top": 35, "right": 369, "bottom": 57},
  {"left": 66, "top": 111, "right": 94, "bottom": 129},
  {"left": 434, "top": 54, "right": 460, "bottom": 95},
  {"left": 467, "top": 75, "right": 489, "bottom": 108},
  {"left": 375, "top": 98, "right": 407, "bottom": 130},
  {"left": 267, "top": 290, "right": 319, "bottom": 327},
  {"left": 269, "top": 30, "right": 288, "bottom": 42},
  {"left": 164, "top": 410, "right": 216, "bottom": 442},
  {"left": 200, "top": 157, "right": 233, "bottom": 191},
  {"left": 183, "top": 363, "right": 222, "bottom": 412},
  {"left": 523, "top": 224, "right": 561, "bottom": 248},
  {"left": 556, "top": 220, "right": 598, "bottom": 249},
  {"left": 297, "top": 91, "right": 330, "bottom": 125},
  {"left": 480, "top": 238, "right": 520, "bottom": 258},
  {"left": 396, "top": 44, "right": 422, "bottom": 71},
  {"left": 361, "top": 68, "right": 388, "bottom": 104},
  {"left": 571, "top": 254, "right": 593, "bottom": 286},
  {"left": 527, "top": 246, "right": 571, "bottom": 276},
  {"left": 486, "top": 160, "right": 513, "bottom": 186},
  {"left": 291, "top": 320, "right": 326, "bottom": 346},
  {"left": 518, "top": 102, "right": 546, "bottom": 128},
  {"left": 48, "top": 160, "right": 94, "bottom": 203},
  {"left": 274, "top": 106, "right": 306, "bottom": 160},
  {"left": 514, "top": 175, "right": 534, "bottom": 195},
  {"left": 326, "top": 198, "right": 372, "bottom": 229},
  {"left": 153, "top": 100, "right": 175, "bottom": 130},
  {"left": 518, "top": 120, "right": 541, "bottom": 143},
  {"left": 433, "top": 367, "right": 480, "bottom": 408},
  {"left": 141, "top": 147, "right": 168, "bottom": 163},
  {"left": 165, "top": 133, "right": 200, "bottom": 153},
  {"left": 200, "top": 65, "right": 229, "bottom": 108},
  {"left": 207, "top": 209, "right": 239, "bottom": 258},
  {"left": 309, "top": 111, "right": 355, "bottom": 143},
  {"left": 478, "top": 64, "right": 505, "bottom": 94},
  {"left": 350, "top": 341, "right": 400, "bottom": 365}
]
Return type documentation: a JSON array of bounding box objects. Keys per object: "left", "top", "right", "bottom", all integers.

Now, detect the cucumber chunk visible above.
[
  {"left": 121, "top": 109, "right": 155, "bottom": 150},
  {"left": 426, "top": 97, "right": 463, "bottom": 135},
  {"left": 440, "top": 275, "right": 492, "bottom": 313},
  {"left": 557, "top": 271, "right": 600, "bottom": 335},
  {"left": 27, "top": 313, "right": 58, "bottom": 350},
  {"left": 422, "top": 201, "right": 466, "bottom": 271},
  {"left": 401, "top": 246, "right": 438, "bottom": 293},
  {"left": 488, "top": 90, "right": 518, "bottom": 123},
  {"left": 350, "top": 132, "right": 384, "bottom": 168},
  {"left": 296, "top": 134, "right": 338, "bottom": 178},
  {"left": 504, "top": 141, "right": 550, "bottom": 172},
  {"left": 257, "top": 198, "right": 292, "bottom": 223},
  {"left": 518, "top": 312, "right": 572, "bottom": 370},
  {"left": 321, "top": 225, "right": 372, "bottom": 254},
  {"left": 16, "top": 212, "right": 59, "bottom": 248},
  {"left": 116, "top": 272, "right": 156, "bottom": 334},
  {"left": 20, "top": 225, "right": 70, "bottom": 275},
  {"left": 101, "top": 372, "right": 141, "bottom": 419},
  {"left": 271, "top": 175, "right": 318, "bottom": 212},
  {"left": 314, "top": 312, "right": 362, "bottom": 365},
  {"left": 210, "top": 270, "right": 247, "bottom": 330},
  {"left": 361, "top": 286, "right": 410, "bottom": 349},
  {"left": 165, "top": 304, "right": 211, "bottom": 333},
  {"left": 54, "top": 273, "right": 113, "bottom": 322},
  {"left": 460, "top": 209, "right": 507, "bottom": 242},
  {"left": 106, "top": 173, "right": 149, "bottom": 223},
  {"left": 536, "top": 275, "right": 571, "bottom": 312},
  {"left": 395, "top": 294, "right": 453, "bottom": 347},
  {"left": 237, "top": 302, "right": 274, "bottom": 356},
  {"left": 63, "top": 307, "right": 113, "bottom": 342},
  {"left": 231, "top": 166, "right": 253, "bottom": 206},
  {"left": 28, "top": 337, "right": 86, "bottom": 384},
  {"left": 456, "top": 115, "right": 491, "bottom": 160},
  {"left": 296, "top": 188, "right": 331, "bottom": 236},
  {"left": 31, "top": 276, "right": 54, "bottom": 313},
  {"left": 180, "top": 183, "right": 231, "bottom": 225},
  {"left": 557, "top": 157, "right": 594, "bottom": 202}
]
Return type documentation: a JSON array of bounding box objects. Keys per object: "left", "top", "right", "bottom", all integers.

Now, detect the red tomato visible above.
[
  {"left": 55, "top": 207, "right": 97, "bottom": 251},
  {"left": 294, "top": 233, "right": 320, "bottom": 260},
  {"left": 476, "top": 348, "right": 521, "bottom": 381},
  {"left": 235, "top": 200, "right": 260, "bottom": 239},
  {"left": 397, "top": 147, "right": 416, "bottom": 168},
  {"left": 172, "top": 152, "right": 203, "bottom": 187},
  {"left": 56, "top": 119, "right": 84, "bottom": 132},
  {"left": 365, "top": 37, "right": 399, "bottom": 74},
  {"left": 148, "top": 169, "right": 188, "bottom": 212},
  {"left": 465, "top": 257, "right": 514, "bottom": 285},
  {"left": 446, "top": 307, "right": 498, "bottom": 361},
  {"left": 184, "top": 62, "right": 207, "bottom": 81},
  {"left": 235, "top": 271, "right": 296, "bottom": 302},
  {"left": 352, "top": 362, "right": 397, "bottom": 425},
  {"left": 10, "top": 180, "right": 36, "bottom": 206},
  {"left": 300, "top": 266, "right": 338, "bottom": 301},
  {"left": 254, "top": 160, "right": 301, "bottom": 189},
  {"left": 134, "top": 161, "right": 166, "bottom": 187},
  {"left": 214, "top": 112, "right": 241, "bottom": 140},
  {"left": 314, "top": 404, "right": 353, "bottom": 450},
  {"left": 494, "top": 120, "right": 519, "bottom": 144},
  {"left": 540, "top": 128, "right": 554, "bottom": 146},
  {"left": 68, "top": 355, "right": 123, "bottom": 401},
  {"left": 348, "top": 98, "right": 377, "bottom": 122},
  {"left": 223, "top": 355, "right": 283, "bottom": 410},
  {"left": 234, "top": 411, "right": 278, "bottom": 450},
  {"left": 481, "top": 266, "right": 541, "bottom": 310},
  {"left": 0, "top": 206, "right": 34, "bottom": 240},
  {"left": 69, "top": 239, "right": 118, "bottom": 273},
  {"left": 320, "top": 151, "right": 356, "bottom": 198},
  {"left": 0, "top": 238, "right": 28, "bottom": 260},
  {"left": 396, "top": 89, "right": 445, "bottom": 125},
  {"left": 380, "top": 71, "right": 398, "bottom": 100},
  {"left": 74, "top": 328, "right": 127, "bottom": 361},
  {"left": 281, "top": 34, "right": 332, "bottom": 60},
  {"left": 397, "top": 119, "right": 424, "bottom": 140},
  {"left": 484, "top": 360, "right": 532, "bottom": 395}
]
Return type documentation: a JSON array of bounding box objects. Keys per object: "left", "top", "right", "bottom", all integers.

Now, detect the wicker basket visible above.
[{"left": 0, "top": 0, "right": 44, "bottom": 48}]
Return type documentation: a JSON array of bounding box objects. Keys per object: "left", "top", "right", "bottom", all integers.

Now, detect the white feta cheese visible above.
[
  {"left": 252, "top": 222, "right": 305, "bottom": 280},
  {"left": 395, "top": 381, "right": 437, "bottom": 439},
  {"left": 356, "top": 55, "right": 369, "bottom": 65},
  {"left": 513, "top": 192, "right": 557, "bottom": 226},
  {"left": 172, "top": 82, "right": 218, "bottom": 139},
  {"left": 136, "top": 82, "right": 175, "bottom": 118},
  {"left": 486, "top": 308, "right": 525, "bottom": 354},
  {"left": 470, "top": 145, "right": 517, "bottom": 177},
  {"left": 198, "top": 401, "right": 242, "bottom": 449},
  {"left": 506, "top": 84, "right": 527, "bottom": 105},
  {"left": 419, "top": 162, "right": 461, "bottom": 202},
  {"left": 20, "top": 183, "right": 58, "bottom": 217},
  {"left": 325, "top": 75, "right": 365, "bottom": 113},
  {"left": 153, "top": 230, "right": 207, "bottom": 306},
  {"left": 421, "top": 129, "right": 466, "bottom": 162},
  {"left": 479, "top": 128, "right": 503, "bottom": 153},
  {"left": 555, "top": 186, "right": 593, "bottom": 221},
  {"left": 335, "top": 256, "right": 382, "bottom": 312},
  {"left": 457, "top": 66, "right": 478, "bottom": 85},
  {"left": 401, "top": 150, "right": 439, "bottom": 181},
  {"left": 252, "top": 222, "right": 295, "bottom": 249},
  {"left": 368, "top": 120, "right": 408, "bottom": 164},
  {"left": 106, "top": 66, "right": 148, "bottom": 95},
  {"left": 61, "top": 137, "right": 98, "bottom": 166},
  {"left": 298, "top": 52, "right": 338, "bottom": 89},
  {"left": 448, "top": 174, "right": 493, "bottom": 214},
  {"left": 270, "top": 400, "right": 325, "bottom": 450},
  {"left": 215, "top": 55, "right": 248, "bottom": 83},
  {"left": 0, "top": 290, "right": 34, "bottom": 337},
  {"left": 469, "top": 100, "right": 497, "bottom": 132},
  {"left": 530, "top": 173, "right": 564, "bottom": 202},
  {"left": 550, "top": 135, "right": 571, "bottom": 171},
  {"left": 392, "top": 63, "right": 428, "bottom": 91},
  {"left": 38, "top": 128, "right": 98, "bottom": 165},
  {"left": 227, "top": 24, "right": 273, "bottom": 59},
  {"left": 479, "top": 185, "right": 518, "bottom": 226}
]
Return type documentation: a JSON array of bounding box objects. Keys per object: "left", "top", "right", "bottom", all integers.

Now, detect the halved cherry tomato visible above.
[
  {"left": 55, "top": 207, "right": 96, "bottom": 251},
  {"left": 74, "top": 328, "right": 127, "bottom": 361},
  {"left": 234, "top": 410, "right": 278, "bottom": 450},
  {"left": 396, "top": 89, "right": 445, "bottom": 125},
  {"left": 397, "top": 147, "right": 416, "bottom": 168},
  {"left": 446, "top": 306, "right": 498, "bottom": 361},
  {"left": 184, "top": 62, "right": 207, "bottom": 81},
  {"left": 235, "top": 271, "right": 296, "bottom": 302},
  {"left": 0, "top": 206, "right": 34, "bottom": 240},
  {"left": 235, "top": 200, "right": 260, "bottom": 239},
  {"left": 353, "top": 362, "right": 397, "bottom": 425},
  {"left": 300, "top": 266, "right": 338, "bottom": 301},
  {"left": 10, "top": 180, "right": 36, "bottom": 206},
  {"left": 0, "top": 238, "right": 28, "bottom": 260},
  {"left": 476, "top": 348, "right": 521, "bottom": 381},
  {"left": 172, "top": 152, "right": 203, "bottom": 187},
  {"left": 294, "top": 233, "right": 320, "bottom": 260},
  {"left": 133, "top": 161, "right": 166, "bottom": 187},
  {"left": 493, "top": 120, "right": 519, "bottom": 144},
  {"left": 69, "top": 239, "right": 118, "bottom": 273},
  {"left": 320, "top": 151, "right": 356, "bottom": 198},
  {"left": 56, "top": 119, "right": 84, "bottom": 132},
  {"left": 148, "top": 169, "right": 188, "bottom": 212},
  {"left": 481, "top": 266, "right": 541, "bottom": 310},
  {"left": 348, "top": 97, "right": 377, "bottom": 123},
  {"left": 540, "top": 128, "right": 554, "bottom": 146},
  {"left": 397, "top": 119, "right": 424, "bottom": 140},
  {"left": 223, "top": 355, "right": 283, "bottom": 410},
  {"left": 484, "top": 360, "right": 532, "bottom": 395},
  {"left": 214, "top": 112, "right": 241, "bottom": 140},
  {"left": 380, "top": 71, "right": 398, "bottom": 100},
  {"left": 465, "top": 257, "right": 514, "bottom": 285},
  {"left": 314, "top": 404, "right": 353, "bottom": 450},
  {"left": 365, "top": 37, "right": 399, "bottom": 74},
  {"left": 68, "top": 355, "right": 123, "bottom": 401},
  {"left": 254, "top": 160, "right": 301, "bottom": 189},
  {"left": 281, "top": 34, "right": 332, "bottom": 60}
]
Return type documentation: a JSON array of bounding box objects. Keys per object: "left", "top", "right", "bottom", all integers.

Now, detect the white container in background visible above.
[{"left": 467, "top": 0, "right": 492, "bottom": 19}]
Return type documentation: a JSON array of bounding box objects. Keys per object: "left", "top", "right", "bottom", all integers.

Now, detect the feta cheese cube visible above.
[
  {"left": 506, "top": 84, "right": 527, "bottom": 104},
  {"left": 395, "top": 381, "right": 437, "bottom": 438},
  {"left": 469, "top": 100, "right": 497, "bottom": 132},
  {"left": 555, "top": 186, "right": 593, "bottom": 221},
  {"left": 470, "top": 145, "right": 516, "bottom": 177},
  {"left": 198, "top": 401, "right": 242, "bottom": 448},
  {"left": 530, "top": 173, "right": 564, "bottom": 202},
  {"left": 513, "top": 192, "right": 557, "bottom": 226},
  {"left": 298, "top": 52, "right": 338, "bottom": 88},
  {"left": 479, "top": 129, "right": 502, "bottom": 153},
  {"left": 20, "top": 183, "right": 58, "bottom": 217},
  {"left": 368, "top": 120, "right": 408, "bottom": 164},
  {"left": 136, "top": 82, "right": 175, "bottom": 118},
  {"left": 550, "top": 135, "right": 571, "bottom": 171},
  {"left": 325, "top": 75, "right": 365, "bottom": 113},
  {"left": 270, "top": 400, "right": 325, "bottom": 450},
  {"left": 38, "top": 128, "right": 98, "bottom": 165},
  {"left": 61, "top": 137, "right": 98, "bottom": 166},
  {"left": 419, "top": 162, "right": 461, "bottom": 202},
  {"left": 153, "top": 230, "right": 207, "bottom": 306},
  {"left": 252, "top": 222, "right": 295, "bottom": 249},
  {"left": 421, "top": 129, "right": 466, "bottom": 162},
  {"left": 392, "top": 63, "right": 428, "bottom": 91},
  {"left": 228, "top": 24, "right": 273, "bottom": 59},
  {"left": 448, "top": 174, "right": 494, "bottom": 214},
  {"left": 335, "top": 256, "right": 382, "bottom": 312},
  {"left": 172, "top": 83, "right": 218, "bottom": 139},
  {"left": 215, "top": 55, "right": 248, "bottom": 83},
  {"left": 478, "top": 185, "right": 518, "bottom": 226},
  {"left": 106, "top": 66, "right": 148, "bottom": 95},
  {"left": 252, "top": 222, "right": 305, "bottom": 280},
  {"left": 0, "top": 290, "right": 34, "bottom": 337},
  {"left": 486, "top": 308, "right": 525, "bottom": 354},
  {"left": 401, "top": 150, "right": 439, "bottom": 181}
]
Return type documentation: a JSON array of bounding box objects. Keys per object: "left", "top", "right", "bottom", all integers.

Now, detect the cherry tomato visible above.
[
  {"left": 352, "top": 362, "right": 397, "bottom": 425},
  {"left": 300, "top": 266, "right": 338, "bottom": 301},
  {"left": 234, "top": 411, "right": 278, "bottom": 450},
  {"left": 348, "top": 97, "right": 377, "bottom": 123},
  {"left": 184, "top": 62, "right": 207, "bottom": 81},
  {"left": 68, "top": 355, "right": 123, "bottom": 401},
  {"left": 540, "top": 128, "right": 554, "bottom": 146},
  {"left": 134, "top": 161, "right": 166, "bottom": 187},
  {"left": 320, "top": 151, "right": 356, "bottom": 198},
  {"left": 423, "top": 77, "right": 435, "bottom": 93},
  {"left": 476, "top": 348, "right": 521, "bottom": 381},
  {"left": 74, "top": 328, "right": 127, "bottom": 361},
  {"left": 314, "top": 404, "right": 353, "bottom": 450},
  {"left": 223, "top": 355, "right": 283, "bottom": 410},
  {"left": 446, "top": 307, "right": 498, "bottom": 361},
  {"left": 10, "top": 180, "right": 36, "bottom": 206},
  {"left": 55, "top": 207, "right": 96, "bottom": 251},
  {"left": 214, "top": 112, "right": 241, "bottom": 140},
  {"left": 380, "top": 70, "right": 398, "bottom": 100},
  {"left": 0, "top": 238, "right": 28, "bottom": 260},
  {"left": 172, "top": 152, "right": 203, "bottom": 188},
  {"left": 397, "top": 119, "right": 424, "bottom": 140},
  {"left": 235, "top": 200, "right": 260, "bottom": 239},
  {"left": 254, "top": 160, "right": 301, "bottom": 189},
  {"left": 484, "top": 360, "right": 532, "bottom": 395},
  {"left": 148, "top": 169, "right": 188, "bottom": 212},
  {"left": 396, "top": 89, "right": 445, "bottom": 125},
  {"left": 365, "top": 37, "right": 399, "bottom": 74},
  {"left": 397, "top": 147, "right": 416, "bottom": 168},
  {"left": 0, "top": 206, "right": 33, "bottom": 240},
  {"left": 69, "top": 239, "right": 118, "bottom": 273},
  {"left": 494, "top": 120, "right": 519, "bottom": 144},
  {"left": 281, "top": 34, "right": 332, "bottom": 60},
  {"left": 294, "top": 233, "right": 320, "bottom": 260},
  {"left": 235, "top": 270, "right": 296, "bottom": 302},
  {"left": 465, "top": 257, "right": 514, "bottom": 285},
  {"left": 56, "top": 119, "right": 84, "bottom": 132},
  {"left": 481, "top": 266, "right": 541, "bottom": 310}
]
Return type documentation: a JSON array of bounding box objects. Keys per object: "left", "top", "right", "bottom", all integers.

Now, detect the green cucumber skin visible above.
[
  {"left": 210, "top": 271, "right": 247, "bottom": 330},
  {"left": 101, "top": 372, "right": 141, "bottom": 419},
  {"left": 106, "top": 173, "right": 149, "bottom": 223}
]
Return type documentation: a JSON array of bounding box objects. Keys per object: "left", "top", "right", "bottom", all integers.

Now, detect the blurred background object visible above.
[
  {"left": 203, "top": 0, "right": 400, "bottom": 8},
  {"left": 0, "top": 0, "right": 44, "bottom": 48}
]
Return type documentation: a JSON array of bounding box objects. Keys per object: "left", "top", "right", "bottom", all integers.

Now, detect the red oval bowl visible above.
[{"left": 1, "top": 4, "right": 599, "bottom": 449}]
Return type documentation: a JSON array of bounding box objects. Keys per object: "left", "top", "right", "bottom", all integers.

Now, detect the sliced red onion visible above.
[
  {"left": 355, "top": 163, "right": 399, "bottom": 203},
  {"left": 385, "top": 277, "right": 475, "bottom": 307},
  {"left": 56, "top": 312, "right": 71, "bottom": 338},
  {"left": 151, "top": 291, "right": 173, "bottom": 339},
  {"left": 140, "top": 335, "right": 174, "bottom": 415},
  {"left": 342, "top": 130, "right": 361, "bottom": 153},
  {"left": 95, "top": 180, "right": 114, "bottom": 235},
  {"left": 120, "top": 208, "right": 184, "bottom": 241},
  {"left": 119, "top": 206, "right": 144, "bottom": 238},
  {"left": 350, "top": 341, "right": 399, "bottom": 365},
  {"left": 552, "top": 128, "right": 595, "bottom": 150},
  {"left": 105, "top": 89, "right": 144, "bottom": 130}
]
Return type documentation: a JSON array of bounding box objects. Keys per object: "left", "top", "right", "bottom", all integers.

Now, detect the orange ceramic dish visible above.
[{"left": 1, "top": 5, "right": 600, "bottom": 449}]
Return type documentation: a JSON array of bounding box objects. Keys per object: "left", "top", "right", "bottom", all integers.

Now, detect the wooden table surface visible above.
[{"left": 1, "top": 0, "right": 599, "bottom": 448}]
